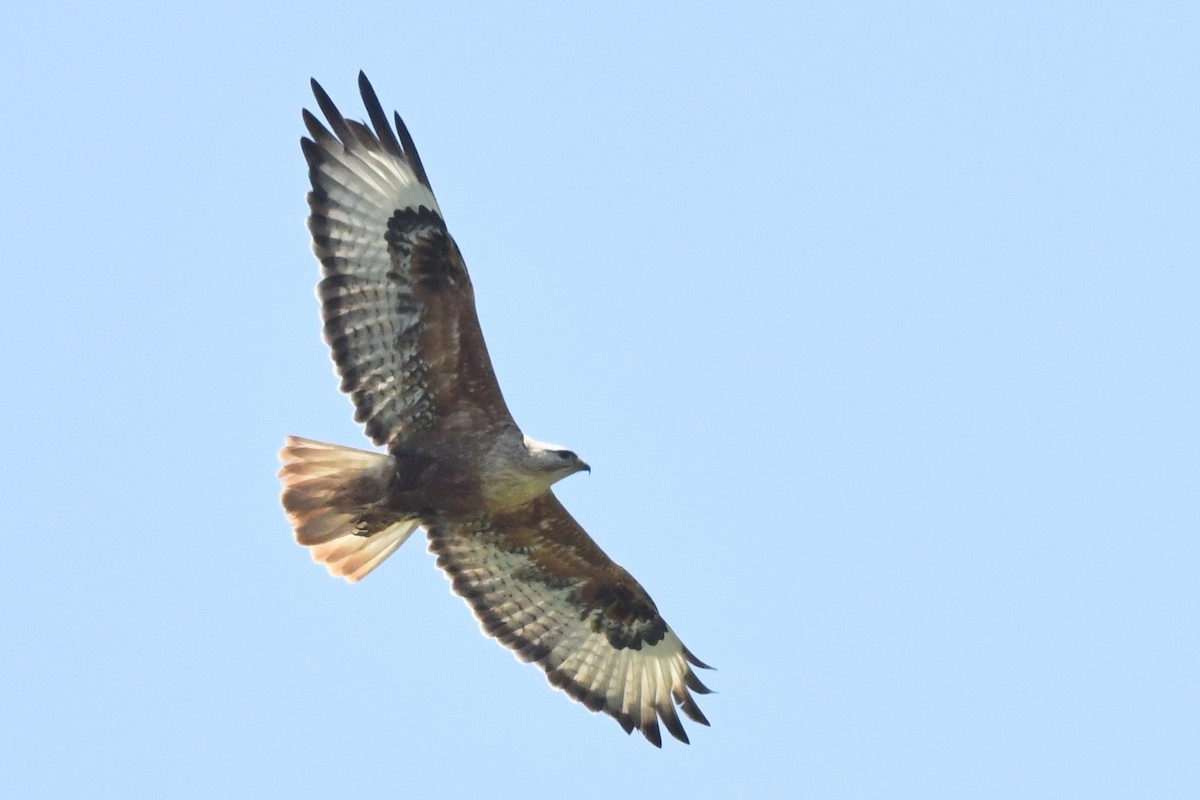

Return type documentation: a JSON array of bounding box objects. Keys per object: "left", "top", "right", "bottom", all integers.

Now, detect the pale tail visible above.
[{"left": 278, "top": 436, "right": 419, "bottom": 582}]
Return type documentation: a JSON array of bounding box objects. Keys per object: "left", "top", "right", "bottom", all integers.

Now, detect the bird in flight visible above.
[{"left": 280, "top": 72, "right": 712, "bottom": 747}]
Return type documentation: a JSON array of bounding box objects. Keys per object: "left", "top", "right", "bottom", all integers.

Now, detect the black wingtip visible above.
[
  {"left": 357, "top": 71, "right": 405, "bottom": 159},
  {"left": 679, "top": 695, "right": 711, "bottom": 727},
  {"left": 683, "top": 645, "right": 713, "bottom": 671},
  {"left": 641, "top": 719, "right": 663, "bottom": 749},
  {"left": 392, "top": 112, "right": 433, "bottom": 191},
  {"left": 661, "top": 704, "right": 690, "bottom": 745},
  {"left": 356, "top": 70, "right": 373, "bottom": 99},
  {"left": 309, "top": 77, "right": 332, "bottom": 114},
  {"left": 685, "top": 670, "right": 713, "bottom": 695},
  {"left": 301, "top": 108, "right": 328, "bottom": 144},
  {"left": 320, "top": 71, "right": 433, "bottom": 192},
  {"left": 308, "top": 76, "right": 352, "bottom": 144}
]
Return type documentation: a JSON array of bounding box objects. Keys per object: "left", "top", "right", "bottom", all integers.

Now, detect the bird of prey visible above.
[{"left": 280, "top": 72, "right": 712, "bottom": 747}]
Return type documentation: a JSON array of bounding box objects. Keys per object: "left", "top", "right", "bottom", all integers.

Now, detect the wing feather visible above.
[
  {"left": 303, "top": 74, "right": 511, "bottom": 448},
  {"left": 356, "top": 72, "right": 405, "bottom": 160},
  {"left": 427, "top": 494, "right": 712, "bottom": 747}
]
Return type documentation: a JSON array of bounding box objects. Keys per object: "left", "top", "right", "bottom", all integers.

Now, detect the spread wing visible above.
[
  {"left": 302, "top": 72, "right": 512, "bottom": 448},
  {"left": 427, "top": 494, "right": 713, "bottom": 747}
]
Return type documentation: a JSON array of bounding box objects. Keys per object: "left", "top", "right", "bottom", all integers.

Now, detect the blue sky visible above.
[{"left": 3, "top": 2, "right": 1197, "bottom": 797}]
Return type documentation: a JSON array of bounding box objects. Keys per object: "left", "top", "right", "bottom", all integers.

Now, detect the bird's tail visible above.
[{"left": 278, "top": 436, "right": 420, "bottom": 582}]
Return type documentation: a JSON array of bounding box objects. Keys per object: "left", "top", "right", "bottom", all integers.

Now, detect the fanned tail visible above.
[{"left": 278, "top": 436, "right": 419, "bottom": 582}]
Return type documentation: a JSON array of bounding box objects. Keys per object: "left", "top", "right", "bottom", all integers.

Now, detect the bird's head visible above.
[{"left": 523, "top": 435, "right": 590, "bottom": 482}]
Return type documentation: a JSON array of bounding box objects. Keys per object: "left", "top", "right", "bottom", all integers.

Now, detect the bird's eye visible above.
[{"left": 557, "top": 450, "right": 575, "bottom": 461}]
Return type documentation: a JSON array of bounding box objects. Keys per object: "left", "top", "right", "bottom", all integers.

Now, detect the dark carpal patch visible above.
[
  {"left": 385, "top": 208, "right": 465, "bottom": 292},
  {"left": 581, "top": 581, "right": 668, "bottom": 650}
]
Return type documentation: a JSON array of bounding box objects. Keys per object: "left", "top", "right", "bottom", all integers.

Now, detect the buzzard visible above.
[{"left": 280, "top": 73, "right": 712, "bottom": 747}]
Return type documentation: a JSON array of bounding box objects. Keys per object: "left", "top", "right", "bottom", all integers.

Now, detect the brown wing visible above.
[
  {"left": 427, "top": 494, "right": 712, "bottom": 747},
  {"left": 302, "top": 73, "right": 512, "bottom": 449}
]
